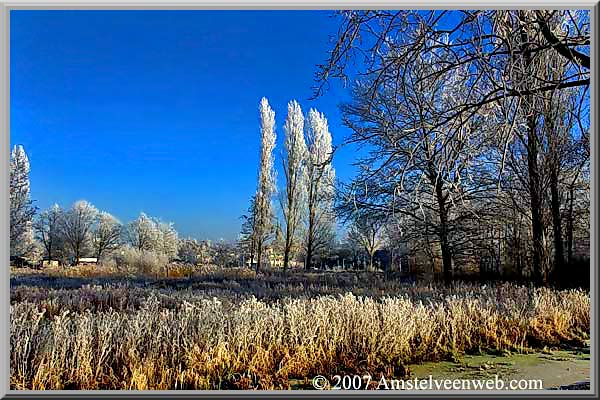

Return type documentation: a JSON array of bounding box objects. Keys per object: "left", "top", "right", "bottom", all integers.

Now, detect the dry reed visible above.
[{"left": 10, "top": 272, "right": 590, "bottom": 390}]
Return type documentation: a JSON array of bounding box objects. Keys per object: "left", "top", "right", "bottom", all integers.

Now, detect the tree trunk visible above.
[
  {"left": 519, "top": 17, "right": 545, "bottom": 286},
  {"left": 75, "top": 245, "right": 81, "bottom": 265},
  {"left": 283, "top": 250, "right": 290, "bottom": 272},
  {"left": 256, "top": 242, "right": 262, "bottom": 273},
  {"left": 305, "top": 237, "right": 313, "bottom": 271},
  {"left": 435, "top": 180, "right": 452, "bottom": 286},
  {"left": 516, "top": 223, "right": 523, "bottom": 281},
  {"left": 525, "top": 111, "right": 546, "bottom": 286},
  {"left": 513, "top": 230, "right": 523, "bottom": 282},
  {"left": 567, "top": 186, "right": 574, "bottom": 265},
  {"left": 283, "top": 225, "right": 292, "bottom": 271},
  {"left": 250, "top": 238, "right": 256, "bottom": 270},
  {"left": 305, "top": 182, "right": 317, "bottom": 271},
  {"left": 549, "top": 169, "right": 565, "bottom": 282}
]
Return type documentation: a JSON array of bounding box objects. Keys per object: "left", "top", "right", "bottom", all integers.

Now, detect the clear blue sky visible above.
[{"left": 10, "top": 10, "right": 357, "bottom": 241}]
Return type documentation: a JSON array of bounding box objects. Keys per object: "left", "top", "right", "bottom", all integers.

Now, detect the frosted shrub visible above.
[{"left": 120, "top": 247, "right": 169, "bottom": 276}]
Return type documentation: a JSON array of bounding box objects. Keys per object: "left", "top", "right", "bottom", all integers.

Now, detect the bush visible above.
[
  {"left": 119, "top": 247, "right": 169, "bottom": 276},
  {"left": 166, "top": 263, "right": 196, "bottom": 278}
]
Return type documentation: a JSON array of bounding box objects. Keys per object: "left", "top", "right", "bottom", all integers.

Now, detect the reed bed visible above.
[{"left": 10, "top": 270, "right": 590, "bottom": 390}]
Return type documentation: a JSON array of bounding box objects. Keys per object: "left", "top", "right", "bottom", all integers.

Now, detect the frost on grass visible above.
[{"left": 10, "top": 271, "right": 590, "bottom": 390}]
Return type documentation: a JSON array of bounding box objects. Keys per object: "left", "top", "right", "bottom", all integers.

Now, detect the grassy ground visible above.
[
  {"left": 407, "top": 345, "right": 590, "bottom": 390},
  {"left": 10, "top": 266, "right": 590, "bottom": 390}
]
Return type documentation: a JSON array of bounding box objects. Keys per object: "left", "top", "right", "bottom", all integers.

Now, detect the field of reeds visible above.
[{"left": 10, "top": 266, "right": 590, "bottom": 390}]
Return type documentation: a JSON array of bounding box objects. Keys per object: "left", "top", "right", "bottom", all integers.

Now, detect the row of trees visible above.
[
  {"left": 10, "top": 146, "right": 185, "bottom": 266},
  {"left": 314, "top": 10, "right": 590, "bottom": 286},
  {"left": 10, "top": 146, "right": 255, "bottom": 271},
  {"left": 11, "top": 10, "right": 591, "bottom": 286},
  {"left": 10, "top": 143, "right": 334, "bottom": 271},
  {"left": 241, "top": 98, "right": 336, "bottom": 272},
  {"left": 29, "top": 201, "right": 180, "bottom": 266}
]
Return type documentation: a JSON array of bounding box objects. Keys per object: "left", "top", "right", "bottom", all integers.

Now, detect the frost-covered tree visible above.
[
  {"left": 10, "top": 145, "right": 37, "bottom": 257},
  {"left": 347, "top": 213, "right": 385, "bottom": 271},
  {"left": 60, "top": 200, "right": 99, "bottom": 264},
  {"left": 125, "top": 212, "right": 178, "bottom": 261},
  {"left": 318, "top": 10, "right": 590, "bottom": 285},
  {"left": 253, "top": 97, "right": 277, "bottom": 272},
  {"left": 280, "top": 100, "right": 308, "bottom": 271},
  {"left": 335, "top": 47, "right": 496, "bottom": 285},
  {"left": 125, "top": 212, "right": 159, "bottom": 251},
  {"left": 304, "top": 109, "right": 336, "bottom": 270},
  {"left": 178, "top": 238, "right": 204, "bottom": 265},
  {"left": 34, "top": 204, "right": 64, "bottom": 261},
  {"left": 156, "top": 221, "right": 179, "bottom": 260},
  {"left": 92, "top": 212, "right": 122, "bottom": 262},
  {"left": 239, "top": 195, "right": 257, "bottom": 267},
  {"left": 213, "top": 239, "right": 238, "bottom": 268}
]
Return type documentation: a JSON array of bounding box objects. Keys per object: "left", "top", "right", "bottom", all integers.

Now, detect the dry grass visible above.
[{"left": 10, "top": 269, "right": 590, "bottom": 390}]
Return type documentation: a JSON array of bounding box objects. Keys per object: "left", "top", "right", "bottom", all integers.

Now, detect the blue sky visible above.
[{"left": 10, "top": 10, "right": 357, "bottom": 241}]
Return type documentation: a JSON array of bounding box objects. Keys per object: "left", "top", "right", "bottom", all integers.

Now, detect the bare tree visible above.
[
  {"left": 347, "top": 212, "right": 385, "bottom": 271},
  {"left": 336, "top": 47, "right": 496, "bottom": 285},
  {"left": 239, "top": 196, "right": 257, "bottom": 268},
  {"left": 253, "top": 97, "right": 277, "bottom": 272},
  {"left": 538, "top": 65, "right": 589, "bottom": 283},
  {"left": 60, "top": 200, "right": 98, "bottom": 264},
  {"left": 156, "top": 221, "right": 179, "bottom": 261},
  {"left": 383, "top": 217, "right": 409, "bottom": 274},
  {"left": 280, "top": 100, "right": 308, "bottom": 271},
  {"left": 178, "top": 238, "right": 206, "bottom": 265},
  {"left": 315, "top": 11, "right": 589, "bottom": 107},
  {"left": 565, "top": 143, "right": 589, "bottom": 267},
  {"left": 125, "top": 212, "right": 159, "bottom": 252},
  {"left": 92, "top": 212, "right": 122, "bottom": 262},
  {"left": 124, "top": 212, "right": 178, "bottom": 262},
  {"left": 317, "top": 10, "right": 590, "bottom": 285},
  {"left": 304, "top": 109, "right": 336, "bottom": 270},
  {"left": 213, "top": 240, "right": 238, "bottom": 268},
  {"left": 492, "top": 11, "right": 590, "bottom": 284},
  {"left": 34, "top": 204, "right": 63, "bottom": 261}
]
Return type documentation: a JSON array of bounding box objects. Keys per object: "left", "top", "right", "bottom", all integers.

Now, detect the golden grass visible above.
[{"left": 10, "top": 278, "right": 590, "bottom": 390}]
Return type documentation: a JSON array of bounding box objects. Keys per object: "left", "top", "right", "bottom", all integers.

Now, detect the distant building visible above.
[
  {"left": 265, "top": 247, "right": 283, "bottom": 268},
  {"left": 244, "top": 246, "right": 302, "bottom": 269},
  {"left": 78, "top": 257, "right": 98, "bottom": 266},
  {"left": 42, "top": 260, "right": 60, "bottom": 268},
  {"left": 10, "top": 256, "right": 32, "bottom": 268}
]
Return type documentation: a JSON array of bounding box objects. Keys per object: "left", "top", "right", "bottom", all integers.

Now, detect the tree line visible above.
[
  {"left": 311, "top": 10, "right": 590, "bottom": 287},
  {"left": 10, "top": 148, "right": 208, "bottom": 268},
  {"left": 240, "top": 98, "right": 336, "bottom": 272},
  {"left": 10, "top": 10, "right": 591, "bottom": 287}
]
